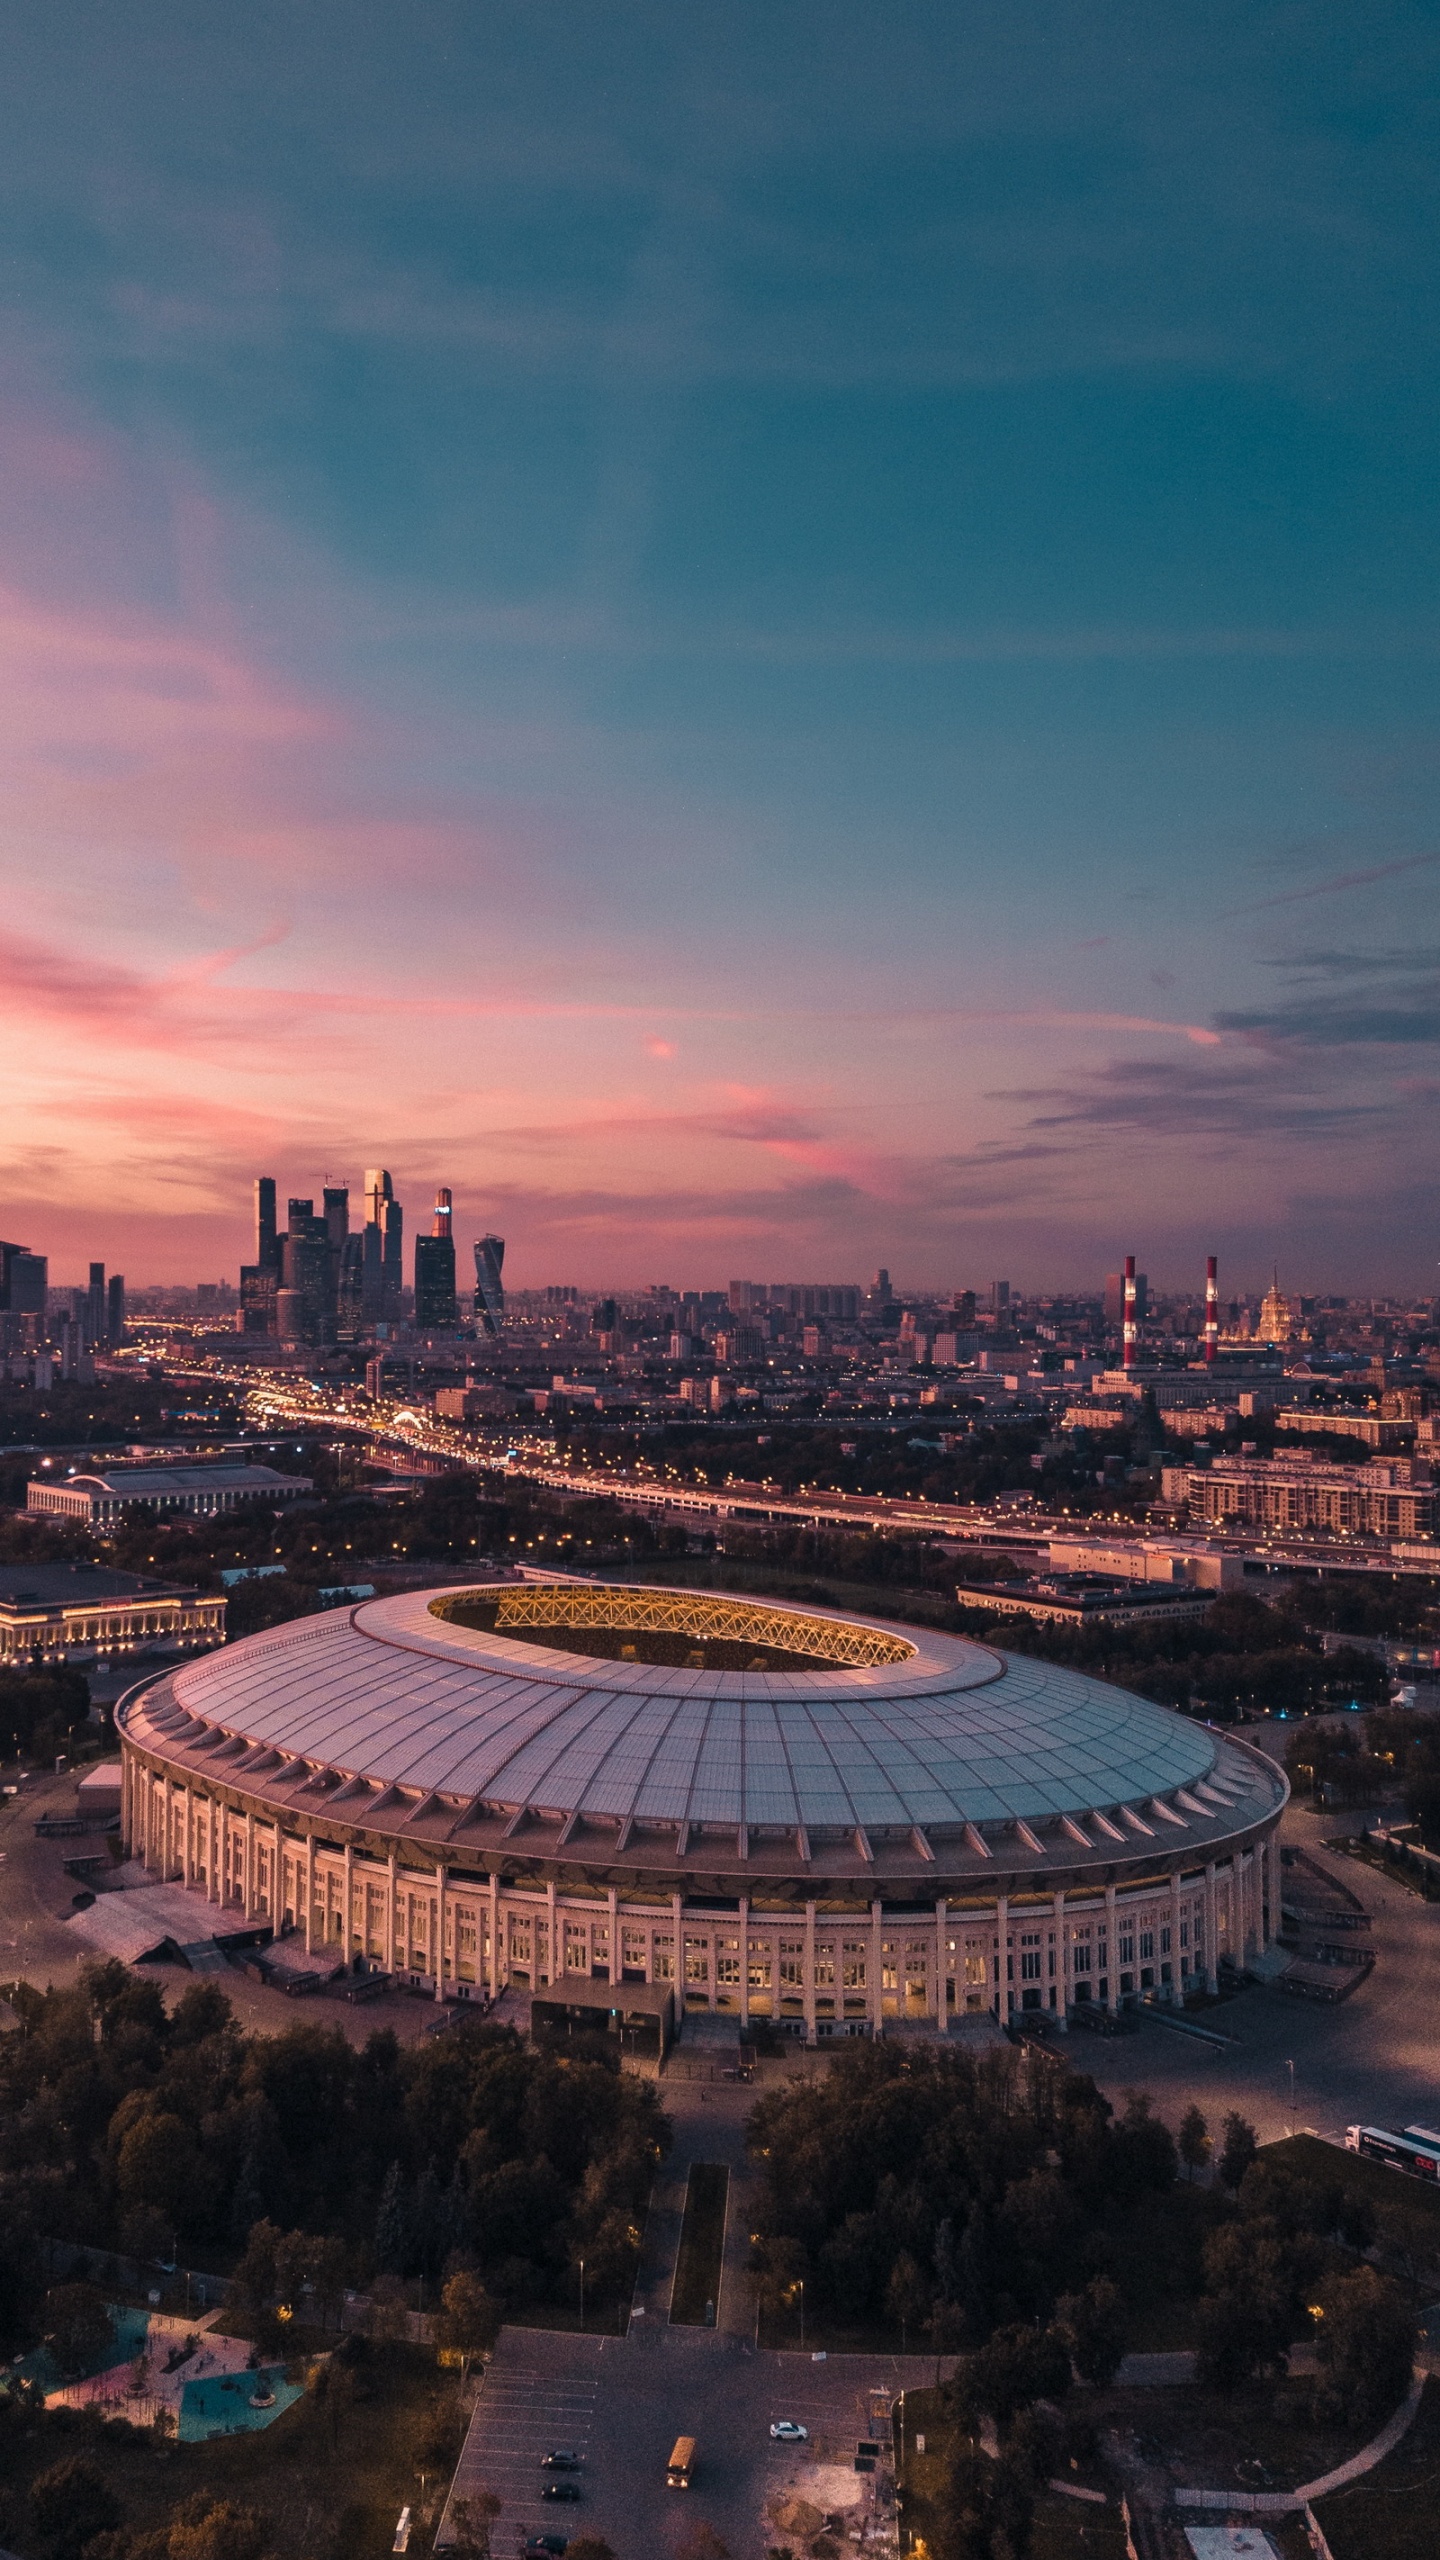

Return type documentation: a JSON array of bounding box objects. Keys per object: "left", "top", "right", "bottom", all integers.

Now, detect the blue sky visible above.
[{"left": 0, "top": 1, "right": 1435, "bottom": 1289}]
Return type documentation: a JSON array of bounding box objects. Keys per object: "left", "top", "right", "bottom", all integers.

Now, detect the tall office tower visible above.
[
  {"left": 990, "top": 1279, "right": 1010, "bottom": 1314},
  {"left": 107, "top": 1274, "right": 125, "bottom": 1345},
  {"left": 11, "top": 1253, "right": 47, "bottom": 1343},
  {"left": 321, "top": 1186, "right": 348, "bottom": 1336},
  {"left": 239, "top": 1265, "right": 278, "bottom": 1333},
  {"left": 473, "top": 1234, "right": 505, "bottom": 1336},
  {"left": 255, "top": 1176, "right": 280, "bottom": 1274},
  {"left": 281, "top": 1200, "right": 333, "bottom": 1345},
  {"left": 954, "top": 1289, "right": 976, "bottom": 1325},
  {"left": 414, "top": 1189, "right": 459, "bottom": 1328},
  {"left": 1122, "top": 1255, "right": 1138, "bottom": 1372},
  {"left": 337, "top": 1232, "right": 366, "bottom": 1336},
  {"left": 364, "top": 1167, "right": 404, "bottom": 1320},
  {"left": 1203, "top": 1256, "right": 1220, "bottom": 1365},
  {"left": 86, "top": 1262, "right": 106, "bottom": 1349}
]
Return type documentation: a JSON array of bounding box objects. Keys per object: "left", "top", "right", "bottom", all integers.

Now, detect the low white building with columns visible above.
[{"left": 115, "top": 1582, "right": 1286, "bottom": 2037}]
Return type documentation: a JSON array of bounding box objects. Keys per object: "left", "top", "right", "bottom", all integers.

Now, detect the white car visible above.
[{"left": 770, "top": 2420, "right": 809, "bottom": 2442}]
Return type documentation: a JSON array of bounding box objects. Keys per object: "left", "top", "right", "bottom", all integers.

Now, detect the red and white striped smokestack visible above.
[
  {"left": 1122, "top": 1254, "right": 1138, "bottom": 1371},
  {"left": 1204, "top": 1255, "right": 1219, "bottom": 1365}
]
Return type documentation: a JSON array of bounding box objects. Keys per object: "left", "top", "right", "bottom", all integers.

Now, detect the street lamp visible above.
[
  {"left": 797, "top": 2278, "right": 805, "bottom": 2349},
  {"left": 578, "top": 2257, "right": 586, "bottom": 2333}
]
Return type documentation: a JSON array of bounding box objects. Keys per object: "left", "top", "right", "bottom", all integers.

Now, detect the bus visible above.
[
  {"left": 1346, "top": 2125, "right": 1440, "bottom": 2180},
  {"left": 667, "top": 2437, "right": 696, "bottom": 2490}
]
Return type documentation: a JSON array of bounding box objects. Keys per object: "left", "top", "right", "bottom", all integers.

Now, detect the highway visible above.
[{"left": 156, "top": 1358, "right": 1440, "bottom": 1585}]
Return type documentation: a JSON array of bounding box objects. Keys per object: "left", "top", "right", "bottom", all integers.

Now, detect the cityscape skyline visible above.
[{"left": 0, "top": 7, "right": 1437, "bottom": 1291}]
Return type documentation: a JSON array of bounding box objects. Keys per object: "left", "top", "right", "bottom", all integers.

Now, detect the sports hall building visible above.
[{"left": 115, "top": 1582, "right": 1286, "bottom": 2036}]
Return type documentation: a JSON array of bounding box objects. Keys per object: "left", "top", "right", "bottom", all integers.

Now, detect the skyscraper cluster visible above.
[
  {"left": 240, "top": 1172, "right": 504, "bottom": 1345},
  {"left": 0, "top": 1243, "right": 123, "bottom": 1372}
]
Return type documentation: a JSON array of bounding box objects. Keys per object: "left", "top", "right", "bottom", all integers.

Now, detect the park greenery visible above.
[
  {"left": 0, "top": 1964, "right": 669, "bottom": 2361},
  {"left": 748, "top": 2043, "right": 1419, "bottom": 2560}
]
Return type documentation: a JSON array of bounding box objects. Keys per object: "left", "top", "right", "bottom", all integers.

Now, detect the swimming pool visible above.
[{"left": 178, "top": 2365, "right": 304, "bottom": 2441}]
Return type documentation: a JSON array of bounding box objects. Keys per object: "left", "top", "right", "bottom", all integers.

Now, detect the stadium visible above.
[{"left": 115, "top": 1581, "right": 1286, "bottom": 2041}]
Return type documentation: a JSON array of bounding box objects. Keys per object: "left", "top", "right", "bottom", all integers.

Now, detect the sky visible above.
[{"left": 0, "top": 1, "right": 1437, "bottom": 1295}]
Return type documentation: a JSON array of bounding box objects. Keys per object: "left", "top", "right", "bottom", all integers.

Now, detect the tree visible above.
[
  {"left": 1217, "top": 2112, "right": 1258, "bottom": 2193},
  {"left": 169, "top": 1982, "right": 235, "bottom": 2047},
  {"left": 375, "top": 2159, "right": 411, "bottom": 2273},
  {"left": 166, "top": 2493, "right": 275, "bottom": 2560},
  {"left": 116, "top": 2110, "right": 199, "bottom": 2228},
  {"left": 886, "top": 2250, "right": 930, "bottom": 2353},
  {"left": 1194, "top": 2224, "right": 1297, "bottom": 2390},
  {"left": 28, "top": 2454, "right": 122, "bottom": 2560},
  {"left": 957, "top": 2322, "right": 1071, "bottom": 2428},
  {"left": 1313, "top": 2266, "right": 1416, "bottom": 2432},
  {"left": 564, "top": 2543, "right": 617, "bottom": 2560},
  {"left": 1056, "top": 2277, "right": 1127, "bottom": 2388},
  {"left": 436, "top": 2269, "right": 498, "bottom": 2379},
  {"left": 309, "top": 2357, "right": 355, "bottom": 2451},
  {"left": 42, "top": 2283, "right": 113, "bottom": 2378},
  {"left": 447, "top": 2491, "right": 502, "bottom": 2559},
  {"left": 1178, "top": 2105, "right": 1212, "bottom": 2182},
  {"left": 308, "top": 2234, "right": 349, "bottom": 2332},
  {"left": 933, "top": 2446, "right": 1033, "bottom": 2560}
]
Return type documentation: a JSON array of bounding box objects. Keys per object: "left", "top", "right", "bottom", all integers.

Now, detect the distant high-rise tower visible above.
[
  {"left": 364, "top": 1167, "right": 404, "bottom": 1321},
  {"left": 473, "top": 1234, "right": 505, "bottom": 1337},
  {"left": 107, "top": 1274, "right": 125, "bottom": 1345},
  {"left": 415, "top": 1188, "right": 458, "bottom": 1328},
  {"left": 1122, "top": 1255, "right": 1138, "bottom": 1372},
  {"left": 243, "top": 1176, "right": 281, "bottom": 1333},
  {"left": 86, "top": 1262, "right": 106, "bottom": 1350},
  {"left": 254, "top": 1176, "right": 280, "bottom": 1274},
  {"left": 1203, "top": 1256, "right": 1220, "bottom": 1365}
]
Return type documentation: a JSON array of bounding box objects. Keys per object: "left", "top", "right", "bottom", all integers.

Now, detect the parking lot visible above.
[
  {"left": 440, "top": 2349, "right": 602, "bottom": 2551},
  {"left": 440, "top": 2324, "right": 927, "bottom": 2556}
]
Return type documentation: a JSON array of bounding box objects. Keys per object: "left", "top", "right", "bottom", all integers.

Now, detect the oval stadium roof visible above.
[{"left": 163, "top": 1581, "right": 1224, "bottom": 1838}]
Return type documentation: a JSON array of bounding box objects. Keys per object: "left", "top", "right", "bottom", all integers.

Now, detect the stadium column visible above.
[
  {"left": 673, "top": 1891, "right": 684, "bottom": 2018},
  {"left": 869, "top": 1899, "right": 883, "bottom": 2035},
  {"left": 1052, "top": 1889, "right": 1067, "bottom": 2029},
  {"left": 489, "top": 1873, "right": 501, "bottom": 1997},
  {"left": 739, "top": 1897, "right": 750, "bottom": 2031},
  {"left": 181, "top": 1785, "right": 192, "bottom": 1887},
  {"left": 243, "top": 1810, "right": 255, "bottom": 1917},
  {"left": 343, "top": 1843, "right": 354, "bottom": 1963},
  {"left": 1169, "top": 1870, "right": 1183, "bottom": 2003},
  {"left": 209, "top": 1798, "right": 220, "bottom": 1904},
  {"left": 304, "top": 1836, "right": 315, "bottom": 1954},
  {"left": 1241, "top": 1849, "right": 1257, "bottom": 1959},
  {"left": 803, "top": 1900, "right": 816, "bottom": 2044},
  {"left": 1204, "top": 1861, "right": 1219, "bottom": 1992},
  {"left": 1104, "top": 1883, "right": 1118, "bottom": 2015},
  {"left": 608, "top": 1886, "right": 620, "bottom": 1987},
  {"left": 934, "top": 1896, "right": 948, "bottom": 2031},
  {"left": 545, "top": 1880, "right": 556, "bottom": 1987},
  {"left": 995, "top": 1892, "right": 1008, "bottom": 2022},
  {"left": 387, "top": 1855, "right": 397, "bottom": 1974},
  {"left": 1259, "top": 1835, "right": 1273, "bottom": 1950},
  {"left": 435, "top": 1867, "right": 447, "bottom": 2002}
]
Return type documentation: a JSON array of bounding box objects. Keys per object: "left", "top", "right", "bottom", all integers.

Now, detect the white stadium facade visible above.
[{"left": 115, "top": 1581, "right": 1287, "bottom": 2036}]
